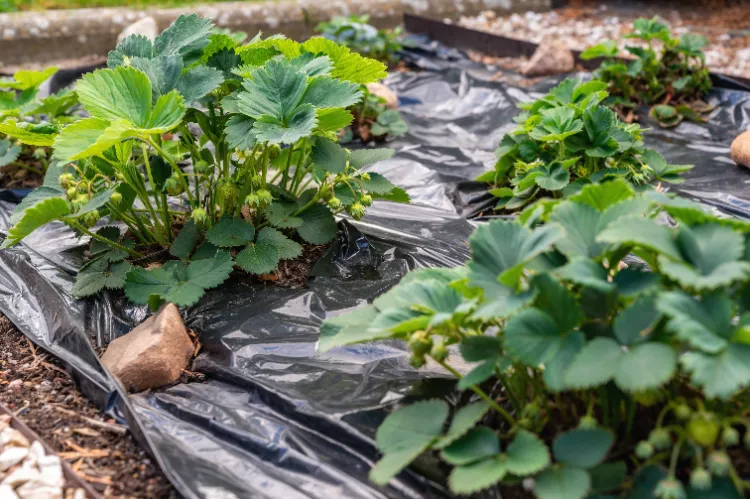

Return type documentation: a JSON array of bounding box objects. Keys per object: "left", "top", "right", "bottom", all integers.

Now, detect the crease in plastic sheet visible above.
[{"left": 0, "top": 41, "right": 748, "bottom": 499}]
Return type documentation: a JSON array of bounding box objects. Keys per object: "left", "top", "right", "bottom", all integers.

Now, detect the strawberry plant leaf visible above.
[
  {"left": 370, "top": 400, "right": 449, "bottom": 485},
  {"left": 265, "top": 203, "right": 303, "bottom": 229},
  {"left": 597, "top": 216, "right": 682, "bottom": 260},
  {"left": 237, "top": 59, "right": 307, "bottom": 119},
  {"left": 253, "top": 104, "right": 317, "bottom": 145},
  {"left": 316, "top": 108, "right": 354, "bottom": 132},
  {"left": 360, "top": 172, "right": 396, "bottom": 195},
  {"left": 553, "top": 428, "right": 614, "bottom": 469},
  {"left": 235, "top": 238, "right": 280, "bottom": 275},
  {"left": 504, "top": 308, "right": 563, "bottom": 365},
  {"left": 0, "top": 121, "right": 56, "bottom": 146},
  {"left": 448, "top": 457, "right": 507, "bottom": 495},
  {"left": 568, "top": 178, "right": 633, "bottom": 211},
  {"left": 505, "top": 429, "right": 551, "bottom": 476},
  {"left": 615, "top": 342, "right": 676, "bottom": 392},
  {"left": 170, "top": 219, "right": 198, "bottom": 259},
  {"left": 301, "top": 77, "right": 362, "bottom": 109},
  {"left": 76, "top": 66, "right": 152, "bottom": 125},
  {"left": 311, "top": 137, "right": 347, "bottom": 174},
  {"left": 10, "top": 186, "right": 65, "bottom": 225},
  {"left": 2, "top": 197, "right": 70, "bottom": 248},
  {"left": 297, "top": 204, "right": 337, "bottom": 244},
  {"left": 349, "top": 148, "right": 395, "bottom": 169},
  {"left": 0, "top": 139, "right": 20, "bottom": 167},
  {"left": 658, "top": 291, "right": 733, "bottom": 354},
  {"left": 318, "top": 304, "right": 382, "bottom": 351},
  {"left": 530, "top": 107, "right": 583, "bottom": 142},
  {"left": 53, "top": 118, "right": 138, "bottom": 162},
  {"left": 441, "top": 427, "right": 500, "bottom": 466},
  {"left": 256, "top": 227, "right": 302, "bottom": 260},
  {"left": 107, "top": 34, "right": 153, "bottom": 67},
  {"left": 225, "top": 115, "right": 257, "bottom": 151},
  {"left": 0, "top": 68, "right": 57, "bottom": 91},
  {"left": 206, "top": 219, "right": 255, "bottom": 247},
  {"left": 532, "top": 274, "right": 582, "bottom": 331},
  {"left": 124, "top": 251, "right": 234, "bottom": 307},
  {"left": 534, "top": 161, "right": 570, "bottom": 191},
  {"left": 153, "top": 13, "right": 212, "bottom": 60},
  {"left": 435, "top": 402, "right": 491, "bottom": 450},
  {"left": 581, "top": 106, "right": 618, "bottom": 157},
  {"left": 457, "top": 359, "right": 499, "bottom": 390},
  {"left": 613, "top": 295, "right": 660, "bottom": 345},
  {"left": 534, "top": 467, "right": 592, "bottom": 499},
  {"left": 681, "top": 344, "right": 750, "bottom": 400},
  {"left": 564, "top": 337, "right": 621, "bottom": 389},
  {"left": 544, "top": 331, "right": 585, "bottom": 392},
  {"left": 73, "top": 261, "right": 133, "bottom": 298}
]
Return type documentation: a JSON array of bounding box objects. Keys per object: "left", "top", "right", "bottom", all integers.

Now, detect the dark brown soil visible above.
[
  {"left": 0, "top": 315, "right": 179, "bottom": 499},
  {"left": 0, "top": 157, "right": 45, "bottom": 189},
  {"left": 245, "top": 243, "right": 329, "bottom": 288}
]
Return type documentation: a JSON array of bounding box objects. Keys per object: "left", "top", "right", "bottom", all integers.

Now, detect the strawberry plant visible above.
[
  {"left": 581, "top": 17, "right": 713, "bottom": 127},
  {"left": 480, "top": 77, "right": 692, "bottom": 211},
  {"left": 342, "top": 89, "right": 408, "bottom": 143},
  {"left": 0, "top": 67, "right": 79, "bottom": 187},
  {"left": 320, "top": 179, "right": 750, "bottom": 498},
  {"left": 1, "top": 15, "right": 406, "bottom": 309},
  {"left": 315, "top": 14, "right": 403, "bottom": 67}
]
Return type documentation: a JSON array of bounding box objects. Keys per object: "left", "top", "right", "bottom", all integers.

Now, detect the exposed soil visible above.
[
  {"left": 0, "top": 157, "right": 45, "bottom": 190},
  {"left": 244, "top": 242, "right": 329, "bottom": 288},
  {"left": 0, "top": 315, "right": 179, "bottom": 499}
]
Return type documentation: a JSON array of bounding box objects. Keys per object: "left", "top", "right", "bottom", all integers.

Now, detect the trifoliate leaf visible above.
[
  {"left": 615, "top": 342, "right": 677, "bottom": 392},
  {"left": 532, "top": 273, "right": 582, "bottom": 332},
  {"left": 256, "top": 227, "right": 302, "bottom": 260},
  {"left": 206, "top": 218, "right": 255, "bottom": 247},
  {"left": 441, "top": 427, "right": 500, "bottom": 466},
  {"left": 316, "top": 107, "right": 354, "bottom": 132},
  {"left": 504, "top": 308, "right": 563, "bottom": 365},
  {"left": 311, "top": 137, "right": 347, "bottom": 174},
  {"left": 530, "top": 107, "right": 583, "bottom": 142},
  {"left": 435, "top": 402, "right": 491, "bottom": 450},
  {"left": 581, "top": 106, "right": 618, "bottom": 157},
  {"left": 170, "top": 219, "right": 198, "bottom": 259},
  {"left": 505, "top": 430, "right": 551, "bottom": 476},
  {"left": 534, "top": 466, "right": 592, "bottom": 499},
  {"left": 553, "top": 428, "right": 614, "bottom": 469},
  {"left": 175, "top": 66, "right": 224, "bottom": 104},
  {"left": 597, "top": 216, "right": 681, "bottom": 260},
  {"left": 555, "top": 259, "right": 614, "bottom": 293},
  {"left": 568, "top": 178, "right": 633, "bottom": 211},
  {"left": 349, "top": 148, "right": 395, "bottom": 169},
  {"left": 289, "top": 52, "right": 333, "bottom": 77},
  {"left": 681, "top": 344, "right": 750, "bottom": 400},
  {"left": 564, "top": 337, "right": 621, "bottom": 389},
  {"left": 2, "top": 197, "right": 70, "bottom": 248},
  {"left": 225, "top": 115, "right": 257, "bottom": 151},
  {"left": 107, "top": 34, "right": 153, "bottom": 67},
  {"left": 467, "top": 220, "right": 562, "bottom": 290},
  {"left": 642, "top": 149, "right": 692, "bottom": 183},
  {"left": 535, "top": 161, "right": 570, "bottom": 191},
  {"left": 360, "top": 172, "right": 396, "bottom": 195},
  {"left": 265, "top": 203, "right": 303, "bottom": 229},
  {"left": 297, "top": 204, "right": 337, "bottom": 244},
  {"left": 252, "top": 104, "right": 317, "bottom": 145},
  {"left": 543, "top": 331, "right": 585, "bottom": 392},
  {"left": 330, "top": 50, "right": 388, "bottom": 84},
  {"left": 53, "top": 118, "right": 138, "bottom": 162},
  {"left": 237, "top": 59, "right": 307, "bottom": 119},
  {"left": 76, "top": 66, "right": 151, "bottom": 124},
  {"left": 370, "top": 400, "right": 449, "bottom": 484},
  {"left": 614, "top": 268, "right": 660, "bottom": 297},
  {"left": 0, "top": 121, "right": 56, "bottom": 146},
  {"left": 301, "top": 76, "right": 362, "bottom": 109},
  {"left": 614, "top": 295, "right": 660, "bottom": 345},
  {"left": 73, "top": 261, "right": 133, "bottom": 298},
  {"left": 123, "top": 251, "right": 234, "bottom": 307},
  {"left": 318, "top": 304, "right": 383, "bottom": 351},
  {"left": 657, "top": 291, "right": 733, "bottom": 354},
  {"left": 580, "top": 41, "right": 618, "bottom": 60},
  {"left": 9, "top": 186, "right": 65, "bottom": 225},
  {"left": 235, "top": 237, "right": 280, "bottom": 275}
]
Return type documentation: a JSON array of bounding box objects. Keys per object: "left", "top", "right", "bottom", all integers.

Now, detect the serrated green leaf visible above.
[
  {"left": 206, "top": 218, "right": 255, "bottom": 247},
  {"left": 237, "top": 59, "right": 306, "bottom": 118},
  {"left": 534, "top": 466, "right": 592, "bottom": 499},
  {"left": 76, "top": 66, "right": 151, "bottom": 124},
  {"left": 107, "top": 34, "right": 154, "bottom": 67},
  {"left": 9, "top": 187, "right": 64, "bottom": 225},
  {"left": 256, "top": 227, "right": 302, "bottom": 260},
  {"left": 318, "top": 305, "right": 383, "bottom": 351},
  {"left": 2, "top": 197, "right": 70, "bottom": 248},
  {"left": 301, "top": 76, "right": 362, "bottom": 109},
  {"left": 360, "top": 172, "right": 396, "bottom": 195},
  {"left": 225, "top": 115, "right": 256, "bottom": 151},
  {"left": 265, "top": 203, "right": 303, "bottom": 229},
  {"left": 253, "top": 104, "right": 317, "bottom": 144},
  {"left": 236, "top": 237, "right": 280, "bottom": 274},
  {"left": 564, "top": 337, "right": 621, "bottom": 389},
  {"left": 614, "top": 295, "right": 660, "bottom": 345},
  {"left": 457, "top": 359, "right": 499, "bottom": 390},
  {"left": 153, "top": 13, "right": 213, "bottom": 59},
  {"left": 569, "top": 178, "right": 633, "bottom": 211},
  {"left": 505, "top": 429, "right": 551, "bottom": 476},
  {"left": 0, "top": 67, "right": 57, "bottom": 91},
  {"left": 555, "top": 259, "right": 614, "bottom": 293},
  {"left": 459, "top": 336, "right": 504, "bottom": 362},
  {"left": 681, "top": 344, "right": 750, "bottom": 400},
  {"left": 53, "top": 118, "right": 139, "bottom": 162},
  {"left": 311, "top": 137, "right": 347, "bottom": 174},
  {"left": 435, "top": 402, "right": 491, "bottom": 450},
  {"left": 597, "top": 216, "right": 681, "bottom": 260},
  {"left": 449, "top": 457, "right": 507, "bottom": 495},
  {"left": 316, "top": 107, "right": 354, "bottom": 132},
  {"left": 73, "top": 261, "right": 132, "bottom": 298},
  {"left": 504, "top": 308, "right": 563, "bottom": 365},
  {"left": 441, "top": 427, "right": 499, "bottom": 466},
  {"left": 297, "top": 204, "right": 337, "bottom": 244},
  {"left": 170, "top": 219, "right": 198, "bottom": 259},
  {"left": 535, "top": 161, "right": 570, "bottom": 191},
  {"left": 532, "top": 273, "right": 582, "bottom": 332},
  {"left": 370, "top": 400, "right": 449, "bottom": 484},
  {"left": 0, "top": 121, "right": 56, "bottom": 147},
  {"left": 544, "top": 331, "right": 585, "bottom": 392},
  {"left": 589, "top": 461, "right": 627, "bottom": 494},
  {"left": 349, "top": 148, "right": 395, "bottom": 169},
  {"left": 553, "top": 428, "right": 614, "bottom": 469},
  {"left": 658, "top": 291, "right": 732, "bottom": 354},
  {"left": 0, "top": 139, "right": 20, "bottom": 167},
  {"left": 615, "top": 342, "right": 676, "bottom": 392},
  {"left": 614, "top": 269, "right": 660, "bottom": 297}
]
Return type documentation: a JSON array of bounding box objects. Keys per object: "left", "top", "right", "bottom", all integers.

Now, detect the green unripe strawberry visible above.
[
  {"left": 250, "top": 174, "right": 263, "bottom": 188},
  {"left": 688, "top": 413, "right": 719, "bottom": 447},
  {"left": 110, "top": 191, "right": 123, "bottom": 205},
  {"left": 722, "top": 427, "right": 740, "bottom": 446},
  {"left": 517, "top": 417, "right": 532, "bottom": 429},
  {"left": 522, "top": 403, "right": 540, "bottom": 419},
  {"left": 675, "top": 404, "right": 691, "bottom": 421},
  {"left": 328, "top": 197, "right": 342, "bottom": 210},
  {"left": 360, "top": 194, "right": 373, "bottom": 207},
  {"left": 165, "top": 175, "right": 184, "bottom": 197},
  {"left": 707, "top": 450, "right": 730, "bottom": 476},
  {"left": 578, "top": 415, "right": 598, "bottom": 429},
  {"left": 81, "top": 210, "right": 99, "bottom": 228},
  {"left": 245, "top": 194, "right": 260, "bottom": 207},
  {"left": 59, "top": 173, "right": 75, "bottom": 187},
  {"left": 635, "top": 441, "right": 654, "bottom": 459},
  {"left": 654, "top": 478, "right": 686, "bottom": 499},
  {"left": 193, "top": 160, "right": 210, "bottom": 174},
  {"left": 191, "top": 208, "right": 207, "bottom": 223},
  {"left": 348, "top": 202, "right": 365, "bottom": 220},
  {"left": 32, "top": 147, "right": 47, "bottom": 160},
  {"left": 216, "top": 180, "right": 238, "bottom": 206},
  {"left": 409, "top": 354, "right": 425, "bottom": 369},
  {"left": 649, "top": 428, "right": 672, "bottom": 450},
  {"left": 360, "top": 172, "right": 371, "bottom": 181},
  {"left": 430, "top": 343, "right": 448, "bottom": 362},
  {"left": 690, "top": 468, "right": 711, "bottom": 491},
  {"left": 257, "top": 189, "right": 273, "bottom": 205},
  {"left": 407, "top": 332, "right": 432, "bottom": 356},
  {"left": 633, "top": 389, "right": 662, "bottom": 407},
  {"left": 66, "top": 187, "right": 77, "bottom": 198}
]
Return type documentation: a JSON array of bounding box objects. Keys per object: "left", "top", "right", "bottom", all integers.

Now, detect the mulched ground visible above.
[{"left": 0, "top": 315, "right": 179, "bottom": 499}]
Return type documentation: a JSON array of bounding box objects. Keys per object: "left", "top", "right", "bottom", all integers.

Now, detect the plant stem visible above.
[
  {"left": 436, "top": 359, "right": 516, "bottom": 427},
  {"left": 9, "top": 161, "right": 43, "bottom": 176},
  {"left": 69, "top": 221, "right": 144, "bottom": 259},
  {"left": 141, "top": 144, "right": 172, "bottom": 243},
  {"left": 144, "top": 137, "right": 194, "bottom": 205}
]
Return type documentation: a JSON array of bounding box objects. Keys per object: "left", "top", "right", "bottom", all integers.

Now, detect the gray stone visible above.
[
  {"left": 116, "top": 16, "right": 158, "bottom": 45},
  {"left": 366, "top": 82, "right": 398, "bottom": 110},
  {"left": 100, "top": 303, "right": 194, "bottom": 393}
]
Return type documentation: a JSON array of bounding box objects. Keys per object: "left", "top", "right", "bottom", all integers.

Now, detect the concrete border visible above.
[{"left": 0, "top": 0, "right": 550, "bottom": 69}]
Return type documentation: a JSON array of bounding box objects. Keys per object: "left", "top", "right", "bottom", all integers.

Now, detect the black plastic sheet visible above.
[{"left": 0, "top": 41, "right": 749, "bottom": 499}]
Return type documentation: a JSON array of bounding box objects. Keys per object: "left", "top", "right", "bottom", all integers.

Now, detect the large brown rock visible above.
[
  {"left": 100, "top": 304, "right": 193, "bottom": 392},
  {"left": 366, "top": 82, "right": 398, "bottom": 110},
  {"left": 521, "top": 39, "right": 575, "bottom": 77},
  {"left": 731, "top": 130, "right": 750, "bottom": 169}
]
